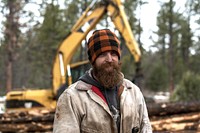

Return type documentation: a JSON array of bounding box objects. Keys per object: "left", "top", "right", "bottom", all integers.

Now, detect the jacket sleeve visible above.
[
  {"left": 139, "top": 96, "right": 152, "bottom": 133},
  {"left": 134, "top": 85, "right": 152, "bottom": 133},
  {"left": 53, "top": 90, "right": 80, "bottom": 133}
]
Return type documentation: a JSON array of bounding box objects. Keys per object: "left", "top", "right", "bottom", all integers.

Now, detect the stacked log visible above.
[
  {"left": 147, "top": 101, "right": 200, "bottom": 117},
  {"left": 0, "top": 109, "right": 54, "bottom": 132},
  {"left": 0, "top": 101, "right": 200, "bottom": 132},
  {"left": 150, "top": 112, "right": 200, "bottom": 132},
  {"left": 147, "top": 101, "right": 200, "bottom": 132}
]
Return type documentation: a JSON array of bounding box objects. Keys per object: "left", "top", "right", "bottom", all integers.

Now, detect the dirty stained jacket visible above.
[{"left": 53, "top": 72, "right": 152, "bottom": 133}]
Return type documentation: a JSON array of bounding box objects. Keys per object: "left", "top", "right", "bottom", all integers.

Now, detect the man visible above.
[{"left": 53, "top": 29, "right": 152, "bottom": 133}]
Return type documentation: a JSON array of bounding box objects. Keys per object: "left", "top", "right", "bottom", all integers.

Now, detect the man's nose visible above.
[{"left": 105, "top": 53, "right": 113, "bottom": 62}]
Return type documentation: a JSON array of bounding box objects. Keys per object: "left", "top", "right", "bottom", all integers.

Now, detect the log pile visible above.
[
  {"left": 150, "top": 112, "right": 200, "bottom": 132},
  {"left": 0, "top": 101, "right": 200, "bottom": 132},
  {"left": 0, "top": 109, "right": 54, "bottom": 132},
  {"left": 147, "top": 101, "right": 200, "bottom": 132}
]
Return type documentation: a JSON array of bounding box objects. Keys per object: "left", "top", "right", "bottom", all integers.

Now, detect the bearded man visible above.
[{"left": 53, "top": 29, "right": 152, "bottom": 133}]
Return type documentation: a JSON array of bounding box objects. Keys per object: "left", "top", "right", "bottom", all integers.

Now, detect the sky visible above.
[
  {"left": 140, "top": 0, "right": 199, "bottom": 52},
  {"left": 139, "top": 0, "right": 187, "bottom": 51},
  {"left": 0, "top": 0, "right": 196, "bottom": 51}
]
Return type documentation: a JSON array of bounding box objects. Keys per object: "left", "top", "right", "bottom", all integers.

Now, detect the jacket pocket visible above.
[{"left": 81, "top": 126, "right": 103, "bottom": 133}]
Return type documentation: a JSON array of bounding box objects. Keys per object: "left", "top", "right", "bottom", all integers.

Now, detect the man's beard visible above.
[{"left": 93, "top": 62, "right": 123, "bottom": 89}]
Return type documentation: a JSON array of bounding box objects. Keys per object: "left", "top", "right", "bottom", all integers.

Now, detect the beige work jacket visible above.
[{"left": 53, "top": 79, "right": 152, "bottom": 133}]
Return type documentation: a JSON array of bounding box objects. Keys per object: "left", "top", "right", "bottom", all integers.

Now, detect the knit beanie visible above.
[{"left": 87, "top": 29, "right": 121, "bottom": 64}]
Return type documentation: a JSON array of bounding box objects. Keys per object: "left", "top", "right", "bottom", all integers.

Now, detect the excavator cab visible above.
[{"left": 56, "top": 61, "right": 91, "bottom": 99}]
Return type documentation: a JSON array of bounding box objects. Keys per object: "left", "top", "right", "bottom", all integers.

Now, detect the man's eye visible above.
[
  {"left": 111, "top": 52, "right": 117, "bottom": 56},
  {"left": 99, "top": 53, "right": 106, "bottom": 57}
]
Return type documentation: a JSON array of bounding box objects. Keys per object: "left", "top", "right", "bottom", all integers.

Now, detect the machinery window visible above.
[{"left": 6, "top": 100, "right": 44, "bottom": 109}]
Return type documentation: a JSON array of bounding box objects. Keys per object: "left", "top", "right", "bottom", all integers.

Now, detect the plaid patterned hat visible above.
[{"left": 87, "top": 29, "right": 121, "bottom": 64}]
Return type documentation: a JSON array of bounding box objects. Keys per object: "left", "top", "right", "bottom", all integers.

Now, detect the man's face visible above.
[{"left": 93, "top": 51, "right": 122, "bottom": 88}]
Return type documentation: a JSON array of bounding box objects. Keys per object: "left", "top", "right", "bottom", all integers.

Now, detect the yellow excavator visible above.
[{"left": 5, "top": 0, "right": 141, "bottom": 112}]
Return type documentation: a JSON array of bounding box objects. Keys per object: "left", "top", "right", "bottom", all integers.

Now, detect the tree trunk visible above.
[
  {"left": 147, "top": 101, "right": 200, "bottom": 117},
  {"left": 168, "top": 0, "right": 174, "bottom": 93},
  {"left": 6, "top": 60, "right": 12, "bottom": 92},
  {"left": 4, "top": 0, "right": 20, "bottom": 92}
]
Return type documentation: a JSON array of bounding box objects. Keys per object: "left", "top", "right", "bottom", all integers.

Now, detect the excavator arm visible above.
[
  {"left": 107, "top": 0, "right": 141, "bottom": 62},
  {"left": 52, "top": 0, "right": 141, "bottom": 96}
]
